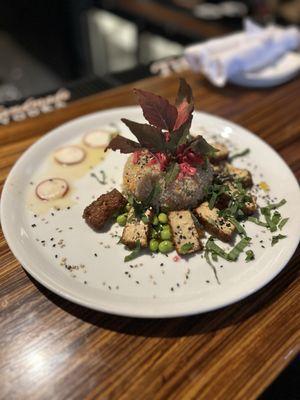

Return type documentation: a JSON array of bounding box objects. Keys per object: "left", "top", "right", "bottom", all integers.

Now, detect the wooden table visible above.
[{"left": 1, "top": 71, "right": 299, "bottom": 400}]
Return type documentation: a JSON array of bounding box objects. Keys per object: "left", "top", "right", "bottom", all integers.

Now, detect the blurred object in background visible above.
[{"left": 0, "top": 0, "right": 299, "bottom": 108}]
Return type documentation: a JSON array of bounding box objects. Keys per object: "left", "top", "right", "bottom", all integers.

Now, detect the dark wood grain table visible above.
[{"left": 1, "top": 71, "right": 299, "bottom": 400}]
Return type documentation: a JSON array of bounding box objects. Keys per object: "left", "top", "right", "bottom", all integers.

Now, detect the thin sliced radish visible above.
[
  {"left": 36, "top": 178, "right": 69, "bottom": 201},
  {"left": 54, "top": 145, "right": 86, "bottom": 165},
  {"left": 83, "top": 130, "right": 111, "bottom": 148}
]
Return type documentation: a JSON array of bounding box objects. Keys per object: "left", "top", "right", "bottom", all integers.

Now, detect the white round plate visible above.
[
  {"left": 1, "top": 107, "right": 300, "bottom": 318},
  {"left": 229, "top": 52, "right": 300, "bottom": 88}
]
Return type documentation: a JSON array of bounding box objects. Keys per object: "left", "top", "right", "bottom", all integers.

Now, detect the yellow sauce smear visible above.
[{"left": 27, "top": 144, "right": 107, "bottom": 215}]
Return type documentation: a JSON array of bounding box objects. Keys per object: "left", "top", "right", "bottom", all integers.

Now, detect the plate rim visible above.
[{"left": 1, "top": 106, "right": 300, "bottom": 318}]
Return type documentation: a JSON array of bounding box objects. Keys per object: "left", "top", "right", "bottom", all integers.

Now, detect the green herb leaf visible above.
[
  {"left": 165, "top": 162, "right": 180, "bottom": 185},
  {"left": 227, "top": 237, "right": 251, "bottom": 261},
  {"left": 206, "top": 237, "right": 228, "bottom": 260},
  {"left": 245, "top": 250, "right": 255, "bottom": 262},
  {"left": 228, "top": 216, "right": 246, "bottom": 236},
  {"left": 180, "top": 242, "right": 194, "bottom": 254},
  {"left": 248, "top": 216, "right": 268, "bottom": 227},
  {"left": 278, "top": 218, "right": 289, "bottom": 230},
  {"left": 124, "top": 240, "right": 141, "bottom": 262},
  {"left": 141, "top": 214, "right": 149, "bottom": 224},
  {"left": 209, "top": 191, "right": 218, "bottom": 210},
  {"left": 271, "top": 234, "right": 287, "bottom": 246},
  {"left": 229, "top": 148, "right": 250, "bottom": 162}
]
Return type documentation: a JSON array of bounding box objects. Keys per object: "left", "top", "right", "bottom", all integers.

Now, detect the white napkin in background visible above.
[{"left": 184, "top": 19, "right": 300, "bottom": 87}]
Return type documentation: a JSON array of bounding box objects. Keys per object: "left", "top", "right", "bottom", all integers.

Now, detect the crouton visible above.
[
  {"left": 83, "top": 188, "right": 127, "bottom": 230},
  {"left": 225, "top": 163, "right": 253, "bottom": 187},
  {"left": 168, "top": 210, "right": 203, "bottom": 254},
  {"left": 121, "top": 208, "right": 153, "bottom": 249},
  {"left": 194, "top": 202, "right": 236, "bottom": 242},
  {"left": 210, "top": 142, "right": 229, "bottom": 163}
]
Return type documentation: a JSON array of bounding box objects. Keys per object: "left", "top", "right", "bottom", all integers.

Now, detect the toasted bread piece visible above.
[
  {"left": 210, "top": 142, "right": 229, "bottom": 163},
  {"left": 83, "top": 189, "right": 127, "bottom": 230},
  {"left": 121, "top": 208, "right": 153, "bottom": 249},
  {"left": 168, "top": 210, "right": 203, "bottom": 254},
  {"left": 194, "top": 202, "right": 236, "bottom": 242},
  {"left": 225, "top": 163, "right": 253, "bottom": 187}
]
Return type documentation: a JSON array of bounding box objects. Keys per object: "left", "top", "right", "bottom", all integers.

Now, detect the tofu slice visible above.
[
  {"left": 194, "top": 202, "right": 236, "bottom": 242},
  {"left": 121, "top": 208, "right": 153, "bottom": 249},
  {"left": 168, "top": 210, "right": 203, "bottom": 255},
  {"left": 225, "top": 163, "right": 253, "bottom": 187},
  {"left": 244, "top": 195, "right": 257, "bottom": 215},
  {"left": 210, "top": 142, "right": 229, "bottom": 163}
]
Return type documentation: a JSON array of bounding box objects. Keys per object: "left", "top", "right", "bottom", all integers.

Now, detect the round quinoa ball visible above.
[{"left": 123, "top": 149, "right": 213, "bottom": 210}]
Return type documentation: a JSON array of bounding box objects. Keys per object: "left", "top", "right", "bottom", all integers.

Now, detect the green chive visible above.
[
  {"left": 271, "top": 234, "right": 287, "bottom": 246},
  {"left": 180, "top": 242, "right": 194, "bottom": 254},
  {"left": 278, "top": 218, "right": 289, "bottom": 230},
  {"left": 245, "top": 250, "right": 255, "bottom": 262},
  {"left": 248, "top": 217, "right": 268, "bottom": 227},
  {"left": 229, "top": 148, "right": 250, "bottom": 161},
  {"left": 228, "top": 216, "right": 246, "bottom": 236},
  {"left": 124, "top": 240, "right": 141, "bottom": 262},
  {"left": 227, "top": 237, "right": 251, "bottom": 261}
]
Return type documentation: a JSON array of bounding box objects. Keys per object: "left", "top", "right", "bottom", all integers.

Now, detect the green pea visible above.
[
  {"left": 160, "top": 229, "right": 171, "bottom": 240},
  {"left": 158, "top": 240, "right": 173, "bottom": 253},
  {"left": 149, "top": 239, "right": 159, "bottom": 252},
  {"left": 158, "top": 213, "right": 168, "bottom": 224},
  {"left": 152, "top": 216, "right": 159, "bottom": 226},
  {"left": 117, "top": 214, "right": 127, "bottom": 226}
]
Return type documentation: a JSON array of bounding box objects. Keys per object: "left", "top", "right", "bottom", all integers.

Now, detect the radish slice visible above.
[
  {"left": 36, "top": 178, "right": 69, "bottom": 201},
  {"left": 83, "top": 130, "right": 111, "bottom": 148},
  {"left": 54, "top": 145, "right": 86, "bottom": 165}
]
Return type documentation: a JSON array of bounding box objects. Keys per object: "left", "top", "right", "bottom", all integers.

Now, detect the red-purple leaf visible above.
[
  {"left": 134, "top": 89, "right": 178, "bottom": 131},
  {"left": 173, "top": 78, "right": 194, "bottom": 131},
  {"left": 167, "top": 115, "right": 192, "bottom": 154},
  {"left": 105, "top": 135, "right": 142, "bottom": 154},
  {"left": 121, "top": 118, "right": 166, "bottom": 153}
]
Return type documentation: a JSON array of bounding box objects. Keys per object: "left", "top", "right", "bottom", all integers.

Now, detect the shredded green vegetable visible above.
[
  {"left": 228, "top": 216, "right": 246, "bottom": 236},
  {"left": 245, "top": 250, "right": 255, "bottom": 262},
  {"left": 124, "top": 240, "right": 141, "bottom": 262},
  {"left": 278, "top": 218, "right": 289, "bottom": 230},
  {"left": 229, "top": 148, "right": 250, "bottom": 161},
  {"left": 180, "top": 242, "right": 194, "bottom": 254},
  {"left": 227, "top": 237, "right": 251, "bottom": 261},
  {"left": 248, "top": 216, "right": 268, "bottom": 227},
  {"left": 271, "top": 234, "right": 287, "bottom": 246}
]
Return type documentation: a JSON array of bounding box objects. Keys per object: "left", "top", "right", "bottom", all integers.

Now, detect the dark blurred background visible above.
[{"left": 0, "top": 0, "right": 299, "bottom": 106}]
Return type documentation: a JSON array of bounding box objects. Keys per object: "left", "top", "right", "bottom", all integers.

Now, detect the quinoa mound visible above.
[{"left": 123, "top": 149, "right": 213, "bottom": 210}]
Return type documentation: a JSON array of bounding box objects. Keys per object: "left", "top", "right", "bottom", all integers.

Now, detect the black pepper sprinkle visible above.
[
  {"left": 170, "top": 287, "right": 174, "bottom": 291},
  {"left": 84, "top": 281, "right": 87, "bottom": 284},
  {"left": 31, "top": 224, "right": 36, "bottom": 228},
  {"left": 160, "top": 263, "right": 164, "bottom": 266},
  {"left": 55, "top": 255, "right": 58, "bottom": 258},
  {"left": 50, "top": 237, "right": 54, "bottom": 241},
  {"left": 136, "top": 281, "right": 140, "bottom": 285},
  {"left": 94, "top": 253, "right": 98, "bottom": 257}
]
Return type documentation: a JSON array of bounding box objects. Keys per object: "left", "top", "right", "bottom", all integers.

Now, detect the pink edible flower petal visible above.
[{"left": 132, "top": 150, "right": 141, "bottom": 164}]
